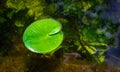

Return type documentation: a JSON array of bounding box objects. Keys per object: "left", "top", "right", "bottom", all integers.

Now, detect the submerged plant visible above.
[{"left": 23, "top": 18, "right": 63, "bottom": 54}]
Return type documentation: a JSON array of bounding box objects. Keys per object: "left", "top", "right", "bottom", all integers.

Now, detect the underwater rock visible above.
[{"left": 63, "top": 52, "right": 81, "bottom": 63}]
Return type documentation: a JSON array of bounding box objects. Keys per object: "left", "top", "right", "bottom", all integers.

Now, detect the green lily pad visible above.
[{"left": 23, "top": 18, "right": 63, "bottom": 54}]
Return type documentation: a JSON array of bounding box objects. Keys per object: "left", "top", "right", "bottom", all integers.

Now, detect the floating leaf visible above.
[{"left": 23, "top": 19, "right": 63, "bottom": 54}]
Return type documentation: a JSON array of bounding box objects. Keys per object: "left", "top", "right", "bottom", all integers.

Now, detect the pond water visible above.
[{"left": 0, "top": 0, "right": 120, "bottom": 72}]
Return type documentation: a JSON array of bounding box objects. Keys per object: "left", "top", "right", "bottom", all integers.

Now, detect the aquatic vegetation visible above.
[
  {"left": 6, "top": 0, "right": 46, "bottom": 19},
  {"left": 23, "top": 19, "right": 63, "bottom": 54}
]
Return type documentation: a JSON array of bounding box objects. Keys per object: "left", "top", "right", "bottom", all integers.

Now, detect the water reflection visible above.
[
  {"left": 101, "top": 0, "right": 120, "bottom": 23},
  {"left": 106, "top": 32, "right": 120, "bottom": 66},
  {"left": 95, "top": 0, "right": 120, "bottom": 66}
]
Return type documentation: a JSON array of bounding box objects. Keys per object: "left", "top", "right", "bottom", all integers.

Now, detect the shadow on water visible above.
[
  {"left": 0, "top": 22, "right": 14, "bottom": 56},
  {"left": 0, "top": 35, "right": 13, "bottom": 56}
]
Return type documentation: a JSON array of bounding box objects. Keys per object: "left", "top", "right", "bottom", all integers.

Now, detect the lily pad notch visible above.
[{"left": 23, "top": 18, "right": 64, "bottom": 54}]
